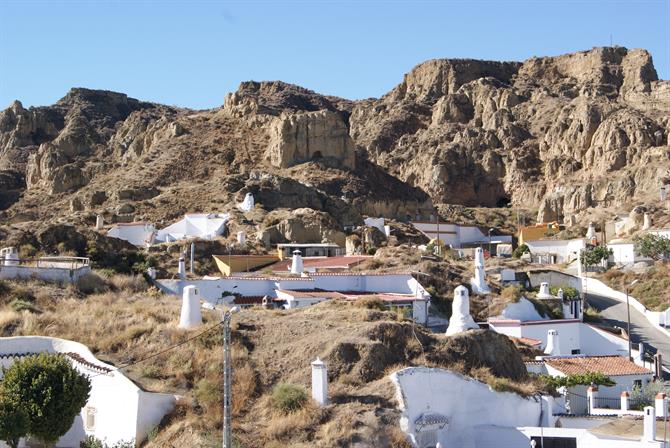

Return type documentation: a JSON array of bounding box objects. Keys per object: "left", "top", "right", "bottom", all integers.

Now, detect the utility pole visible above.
[
  {"left": 626, "top": 280, "right": 639, "bottom": 362},
  {"left": 223, "top": 306, "right": 240, "bottom": 448}
]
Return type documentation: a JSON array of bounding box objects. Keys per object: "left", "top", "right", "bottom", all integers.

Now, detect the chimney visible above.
[
  {"left": 537, "top": 282, "right": 553, "bottom": 300},
  {"left": 311, "top": 357, "right": 328, "bottom": 405},
  {"left": 643, "top": 213, "right": 652, "bottom": 230},
  {"left": 179, "top": 285, "right": 203, "bottom": 329},
  {"left": 544, "top": 329, "right": 561, "bottom": 356},
  {"left": 237, "top": 231, "right": 246, "bottom": 245},
  {"left": 290, "top": 250, "right": 303, "bottom": 274},
  {"left": 146, "top": 267, "right": 157, "bottom": 280},
  {"left": 643, "top": 406, "right": 656, "bottom": 442},
  {"left": 655, "top": 353, "right": 663, "bottom": 379},
  {"left": 178, "top": 256, "right": 186, "bottom": 280},
  {"left": 384, "top": 225, "right": 391, "bottom": 238},
  {"left": 95, "top": 215, "right": 104, "bottom": 230},
  {"left": 557, "top": 288, "right": 564, "bottom": 300}
]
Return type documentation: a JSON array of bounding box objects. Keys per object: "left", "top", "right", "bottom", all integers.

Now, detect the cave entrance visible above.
[{"left": 496, "top": 196, "right": 511, "bottom": 207}]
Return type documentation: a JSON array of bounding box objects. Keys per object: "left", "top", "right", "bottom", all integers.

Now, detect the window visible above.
[
  {"left": 634, "top": 380, "right": 643, "bottom": 389},
  {"left": 530, "top": 436, "right": 576, "bottom": 448},
  {"left": 85, "top": 407, "right": 96, "bottom": 431},
  {"left": 571, "top": 349, "right": 581, "bottom": 355}
]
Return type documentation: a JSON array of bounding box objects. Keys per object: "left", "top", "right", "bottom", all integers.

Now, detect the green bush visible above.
[
  {"left": 9, "top": 299, "right": 41, "bottom": 314},
  {"left": 549, "top": 285, "right": 579, "bottom": 300},
  {"left": 0, "top": 397, "right": 29, "bottom": 448},
  {"left": 0, "top": 353, "right": 91, "bottom": 445},
  {"left": 513, "top": 244, "right": 530, "bottom": 258},
  {"left": 271, "top": 383, "right": 308, "bottom": 414},
  {"left": 80, "top": 436, "right": 135, "bottom": 448},
  {"left": 634, "top": 233, "right": 670, "bottom": 260}
]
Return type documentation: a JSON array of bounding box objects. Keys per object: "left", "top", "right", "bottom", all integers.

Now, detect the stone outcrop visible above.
[{"left": 267, "top": 110, "right": 356, "bottom": 169}]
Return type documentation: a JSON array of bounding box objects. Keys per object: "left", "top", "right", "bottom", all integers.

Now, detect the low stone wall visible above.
[{"left": 0, "top": 265, "right": 91, "bottom": 283}]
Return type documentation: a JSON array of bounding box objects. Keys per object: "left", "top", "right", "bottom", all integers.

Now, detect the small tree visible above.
[
  {"left": 0, "top": 353, "right": 91, "bottom": 446},
  {"left": 0, "top": 398, "right": 29, "bottom": 448},
  {"left": 513, "top": 244, "right": 530, "bottom": 258},
  {"left": 633, "top": 233, "right": 670, "bottom": 260},
  {"left": 580, "top": 245, "right": 612, "bottom": 269}
]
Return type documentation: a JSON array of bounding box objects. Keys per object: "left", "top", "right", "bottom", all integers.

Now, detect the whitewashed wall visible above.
[
  {"left": 0, "top": 265, "right": 91, "bottom": 283},
  {"left": 525, "top": 239, "right": 585, "bottom": 264},
  {"left": 0, "top": 337, "right": 176, "bottom": 447},
  {"left": 391, "top": 367, "right": 542, "bottom": 448},
  {"left": 108, "top": 224, "right": 155, "bottom": 246}
]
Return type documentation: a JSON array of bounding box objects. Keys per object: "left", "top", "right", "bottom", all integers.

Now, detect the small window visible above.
[
  {"left": 634, "top": 380, "right": 643, "bottom": 389},
  {"left": 571, "top": 349, "right": 581, "bottom": 355},
  {"left": 85, "top": 407, "right": 96, "bottom": 431}
]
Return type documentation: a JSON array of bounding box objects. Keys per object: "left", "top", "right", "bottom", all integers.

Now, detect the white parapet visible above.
[
  {"left": 311, "top": 357, "right": 328, "bottom": 405},
  {"left": 179, "top": 285, "right": 203, "bottom": 329}
]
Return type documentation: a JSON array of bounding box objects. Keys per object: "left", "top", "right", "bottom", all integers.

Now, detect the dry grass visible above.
[
  {"left": 0, "top": 277, "right": 547, "bottom": 447},
  {"left": 599, "top": 262, "right": 670, "bottom": 311}
]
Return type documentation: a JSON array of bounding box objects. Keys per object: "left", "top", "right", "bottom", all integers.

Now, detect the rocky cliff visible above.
[{"left": 1, "top": 47, "right": 669, "bottom": 244}]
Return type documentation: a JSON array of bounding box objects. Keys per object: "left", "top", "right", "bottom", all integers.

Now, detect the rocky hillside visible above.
[{"left": 1, "top": 46, "right": 669, "bottom": 244}]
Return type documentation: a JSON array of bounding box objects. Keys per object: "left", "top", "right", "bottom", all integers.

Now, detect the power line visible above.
[{"left": 87, "top": 321, "right": 224, "bottom": 379}]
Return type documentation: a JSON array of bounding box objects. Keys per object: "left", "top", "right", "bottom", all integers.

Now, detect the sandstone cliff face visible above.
[
  {"left": 267, "top": 110, "right": 356, "bottom": 169},
  {"left": 350, "top": 47, "right": 670, "bottom": 219},
  {"left": 0, "top": 47, "right": 669, "bottom": 239}
]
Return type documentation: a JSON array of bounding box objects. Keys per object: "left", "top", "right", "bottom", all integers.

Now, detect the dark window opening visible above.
[{"left": 496, "top": 196, "right": 511, "bottom": 207}]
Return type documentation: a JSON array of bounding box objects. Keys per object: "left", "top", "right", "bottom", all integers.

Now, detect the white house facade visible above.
[{"left": 0, "top": 337, "right": 176, "bottom": 448}]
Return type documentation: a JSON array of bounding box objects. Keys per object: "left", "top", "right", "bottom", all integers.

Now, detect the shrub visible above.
[
  {"left": 366, "top": 247, "right": 377, "bottom": 256},
  {"left": 354, "top": 296, "right": 386, "bottom": 311},
  {"left": 80, "top": 436, "right": 135, "bottom": 448},
  {"left": 108, "top": 274, "right": 147, "bottom": 293},
  {"left": 501, "top": 284, "right": 523, "bottom": 303},
  {"left": 10, "top": 287, "right": 34, "bottom": 303},
  {"left": 634, "top": 233, "right": 670, "bottom": 260},
  {"left": 549, "top": 285, "right": 579, "bottom": 300},
  {"left": 513, "top": 244, "right": 530, "bottom": 258},
  {"left": 630, "top": 381, "right": 666, "bottom": 410},
  {"left": 9, "top": 299, "right": 41, "bottom": 314},
  {"left": 18, "top": 244, "right": 38, "bottom": 259},
  {"left": 0, "top": 353, "right": 91, "bottom": 445},
  {"left": 76, "top": 273, "right": 109, "bottom": 295},
  {"left": 271, "top": 383, "right": 308, "bottom": 414},
  {"left": 0, "top": 397, "right": 29, "bottom": 448}
]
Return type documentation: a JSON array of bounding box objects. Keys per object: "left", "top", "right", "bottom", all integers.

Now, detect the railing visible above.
[
  {"left": 594, "top": 395, "right": 621, "bottom": 409},
  {"left": 1, "top": 256, "right": 90, "bottom": 270}
]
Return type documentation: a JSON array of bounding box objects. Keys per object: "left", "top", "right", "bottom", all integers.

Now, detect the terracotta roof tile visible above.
[{"left": 545, "top": 356, "right": 652, "bottom": 376}]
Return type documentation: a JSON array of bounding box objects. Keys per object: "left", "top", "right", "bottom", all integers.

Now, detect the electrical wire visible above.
[{"left": 87, "top": 321, "right": 224, "bottom": 379}]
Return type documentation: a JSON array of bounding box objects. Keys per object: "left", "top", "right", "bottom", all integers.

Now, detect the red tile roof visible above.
[{"left": 545, "top": 356, "right": 652, "bottom": 376}]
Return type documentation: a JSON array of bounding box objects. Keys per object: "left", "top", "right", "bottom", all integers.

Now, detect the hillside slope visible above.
[{"left": 1, "top": 47, "right": 669, "bottom": 243}]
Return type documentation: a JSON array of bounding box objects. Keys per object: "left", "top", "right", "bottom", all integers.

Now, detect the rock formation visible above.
[{"left": 0, "top": 47, "right": 668, "bottom": 244}]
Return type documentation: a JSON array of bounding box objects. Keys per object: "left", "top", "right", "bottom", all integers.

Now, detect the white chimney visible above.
[
  {"left": 179, "top": 285, "right": 203, "bottom": 328},
  {"left": 643, "top": 213, "right": 652, "bottom": 230},
  {"left": 95, "top": 215, "right": 104, "bottom": 230},
  {"left": 446, "top": 285, "right": 479, "bottom": 336},
  {"left": 146, "top": 267, "right": 156, "bottom": 280},
  {"left": 470, "top": 247, "right": 490, "bottom": 295},
  {"left": 311, "top": 357, "right": 328, "bottom": 405},
  {"left": 557, "top": 288, "right": 564, "bottom": 300},
  {"left": 643, "top": 406, "right": 656, "bottom": 442},
  {"left": 384, "top": 225, "right": 391, "bottom": 238},
  {"left": 237, "top": 230, "right": 246, "bottom": 245},
  {"left": 178, "top": 256, "right": 186, "bottom": 280},
  {"left": 544, "top": 329, "right": 561, "bottom": 356},
  {"left": 537, "top": 282, "right": 553, "bottom": 300},
  {"left": 290, "top": 250, "right": 303, "bottom": 274},
  {"left": 586, "top": 222, "right": 597, "bottom": 241}
]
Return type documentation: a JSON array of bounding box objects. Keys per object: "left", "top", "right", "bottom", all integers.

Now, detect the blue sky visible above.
[{"left": 1, "top": 0, "right": 669, "bottom": 109}]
